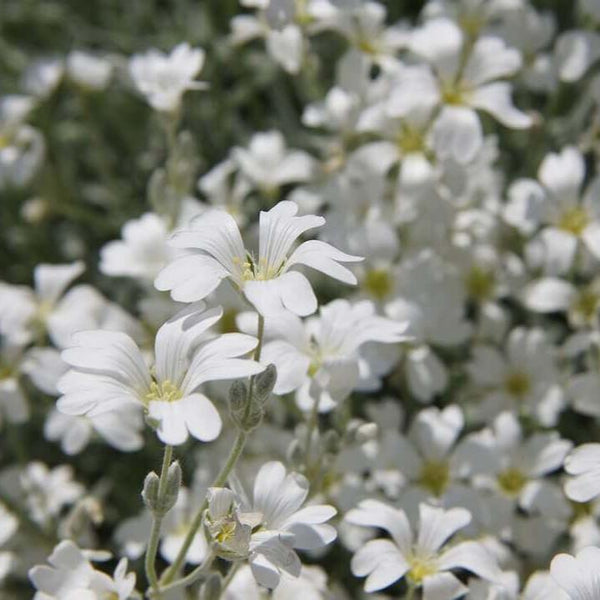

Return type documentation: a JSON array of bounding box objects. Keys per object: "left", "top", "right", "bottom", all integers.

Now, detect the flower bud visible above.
[
  {"left": 253, "top": 364, "right": 277, "bottom": 402},
  {"left": 141, "top": 471, "right": 160, "bottom": 511},
  {"left": 156, "top": 460, "right": 181, "bottom": 515}
]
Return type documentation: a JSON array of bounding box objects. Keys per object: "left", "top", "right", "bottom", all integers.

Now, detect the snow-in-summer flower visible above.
[
  {"left": 550, "top": 546, "right": 600, "bottom": 600},
  {"left": 57, "top": 302, "right": 264, "bottom": 445},
  {"left": 346, "top": 501, "right": 501, "bottom": 595},
  {"left": 208, "top": 460, "right": 337, "bottom": 589},
  {"left": 261, "top": 298, "right": 412, "bottom": 412},
  {"left": 155, "top": 201, "right": 362, "bottom": 316},
  {"left": 129, "top": 42, "right": 206, "bottom": 112}
]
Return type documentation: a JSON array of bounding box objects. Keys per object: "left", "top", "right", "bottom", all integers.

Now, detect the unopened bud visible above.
[
  {"left": 200, "top": 573, "right": 222, "bottom": 600},
  {"left": 156, "top": 460, "right": 181, "bottom": 515},
  {"left": 229, "top": 380, "right": 247, "bottom": 415},
  {"left": 141, "top": 471, "right": 160, "bottom": 511},
  {"left": 253, "top": 364, "right": 277, "bottom": 402}
]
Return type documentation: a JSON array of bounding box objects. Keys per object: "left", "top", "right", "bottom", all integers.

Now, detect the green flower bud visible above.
[
  {"left": 156, "top": 460, "right": 181, "bottom": 515},
  {"left": 141, "top": 471, "right": 160, "bottom": 511},
  {"left": 253, "top": 363, "right": 277, "bottom": 402}
]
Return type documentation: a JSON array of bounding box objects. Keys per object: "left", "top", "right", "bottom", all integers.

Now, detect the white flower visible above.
[
  {"left": 44, "top": 406, "right": 144, "bottom": 455},
  {"left": 57, "top": 302, "right": 263, "bottom": 445},
  {"left": 346, "top": 501, "right": 501, "bottom": 595},
  {"left": 231, "top": 131, "right": 317, "bottom": 194},
  {"left": 564, "top": 444, "right": 600, "bottom": 503},
  {"left": 469, "top": 412, "right": 572, "bottom": 521},
  {"left": 467, "top": 327, "right": 565, "bottom": 426},
  {"left": 218, "top": 461, "right": 337, "bottom": 589},
  {"left": 155, "top": 201, "right": 362, "bottom": 316},
  {"left": 385, "top": 250, "right": 471, "bottom": 402},
  {"left": 225, "top": 564, "right": 328, "bottom": 600},
  {"left": 20, "top": 462, "right": 84, "bottom": 525},
  {"left": 408, "top": 18, "right": 531, "bottom": 163},
  {"left": 0, "top": 261, "right": 84, "bottom": 346},
  {"left": 22, "top": 58, "right": 64, "bottom": 98},
  {"left": 261, "top": 299, "right": 411, "bottom": 412},
  {"left": 100, "top": 213, "right": 175, "bottom": 281},
  {"left": 368, "top": 405, "right": 474, "bottom": 504},
  {"left": 550, "top": 546, "right": 600, "bottom": 600},
  {"left": 66, "top": 50, "right": 113, "bottom": 90},
  {"left": 29, "top": 540, "right": 137, "bottom": 600},
  {"left": 129, "top": 42, "right": 206, "bottom": 112},
  {"left": 505, "top": 147, "right": 600, "bottom": 274}
]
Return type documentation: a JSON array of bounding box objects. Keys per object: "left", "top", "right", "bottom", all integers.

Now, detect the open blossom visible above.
[
  {"left": 261, "top": 299, "right": 412, "bottom": 412},
  {"left": 346, "top": 501, "right": 501, "bottom": 596},
  {"left": 0, "top": 261, "right": 84, "bottom": 346},
  {"left": 564, "top": 444, "right": 600, "bottom": 503},
  {"left": 29, "top": 540, "right": 137, "bottom": 600},
  {"left": 129, "top": 42, "right": 206, "bottom": 112},
  {"left": 57, "top": 302, "right": 264, "bottom": 445},
  {"left": 504, "top": 147, "right": 600, "bottom": 274},
  {"left": 231, "top": 130, "right": 317, "bottom": 194},
  {"left": 407, "top": 17, "right": 531, "bottom": 163},
  {"left": 206, "top": 461, "right": 337, "bottom": 589},
  {"left": 550, "top": 546, "right": 600, "bottom": 600},
  {"left": 155, "top": 201, "right": 362, "bottom": 316}
]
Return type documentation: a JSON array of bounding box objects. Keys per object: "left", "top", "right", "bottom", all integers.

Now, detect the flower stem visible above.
[
  {"left": 159, "top": 314, "right": 265, "bottom": 586},
  {"left": 145, "top": 444, "right": 173, "bottom": 596},
  {"left": 151, "top": 551, "right": 215, "bottom": 597},
  {"left": 304, "top": 393, "right": 321, "bottom": 470}
]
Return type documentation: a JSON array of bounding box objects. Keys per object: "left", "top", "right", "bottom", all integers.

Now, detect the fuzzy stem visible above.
[
  {"left": 160, "top": 315, "right": 265, "bottom": 586},
  {"left": 145, "top": 444, "right": 173, "bottom": 596}
]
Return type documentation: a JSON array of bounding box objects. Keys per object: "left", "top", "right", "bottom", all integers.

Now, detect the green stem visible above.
[
  {"left": 160, "top": 315, "right": 265, "bottom": 586},
  {"left": 161, "top": 431, "right": 247, "bottom": 586},
  {"left": 303, "top": 393, "right": 321, "bottom": 470},
  {"left": 151, "top": 551, "right": 215, "bottom": 597},
  {"left": 145, "top": 444, "right": 173, "bottom": 596}
]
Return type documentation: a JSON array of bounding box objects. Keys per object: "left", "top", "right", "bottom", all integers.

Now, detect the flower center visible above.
[
  {"left": 465, "top": 265, "right": 495, "bottom": 301},
  {"left": 441, "top": 81, "right": 469, "bottom": 106},
  {"left": 396, "top": 125, "right": 426, "bottom": 154},
  {"left": 408, "top": 555, "right": 438, "bottom": 584},
  {"left": 364, "top": 268, "right": 393, "bottom": 300},
  {"left": 497, "top": 468, "right": 527, "bottom": 495},
  {"left": 237, "top": 255, "right": 285, "bottom": 282},
  {"left": 145, "top": 380, "right": 182, "bottom": 404},
  {"left": 571, "top": 289, "right": 599, "bottom": 323},
  {"left": 558, "top": 206, "right": 589, "bottom": 236},
  {"left": 504, "top": 371, "right": 530, "bottom": 398},
  {"left": 418, "top": 460, "right": 450, "bottom": 497}
]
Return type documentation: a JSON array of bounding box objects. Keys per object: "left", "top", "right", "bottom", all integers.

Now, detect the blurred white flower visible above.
[
  {"left": 564, "top": 443, "right": 600, "bottom": 503},
  {"left": 129, "top": 42, "right": 206, "bottom": 112},
  {"left": 261, "top": 299, "right": 411, "bottom": 412},
  {"left": 29, "top": 540, "right": 137, "bottom": 600},
  {"left": 66, "top": 50, "right": 113, "bottom": 90}
]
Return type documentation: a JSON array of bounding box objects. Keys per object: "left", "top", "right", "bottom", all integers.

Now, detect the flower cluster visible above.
[{"left": 2, "top": 0, "right": 600, "bottom": 598}]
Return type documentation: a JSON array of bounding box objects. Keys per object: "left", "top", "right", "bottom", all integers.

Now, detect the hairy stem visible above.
[
  {"left": 145, "top": 444, "right": 173, "bottom": 596},
  {"left": 160, "top": 315, "right": 265, "bottom": 586}
]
